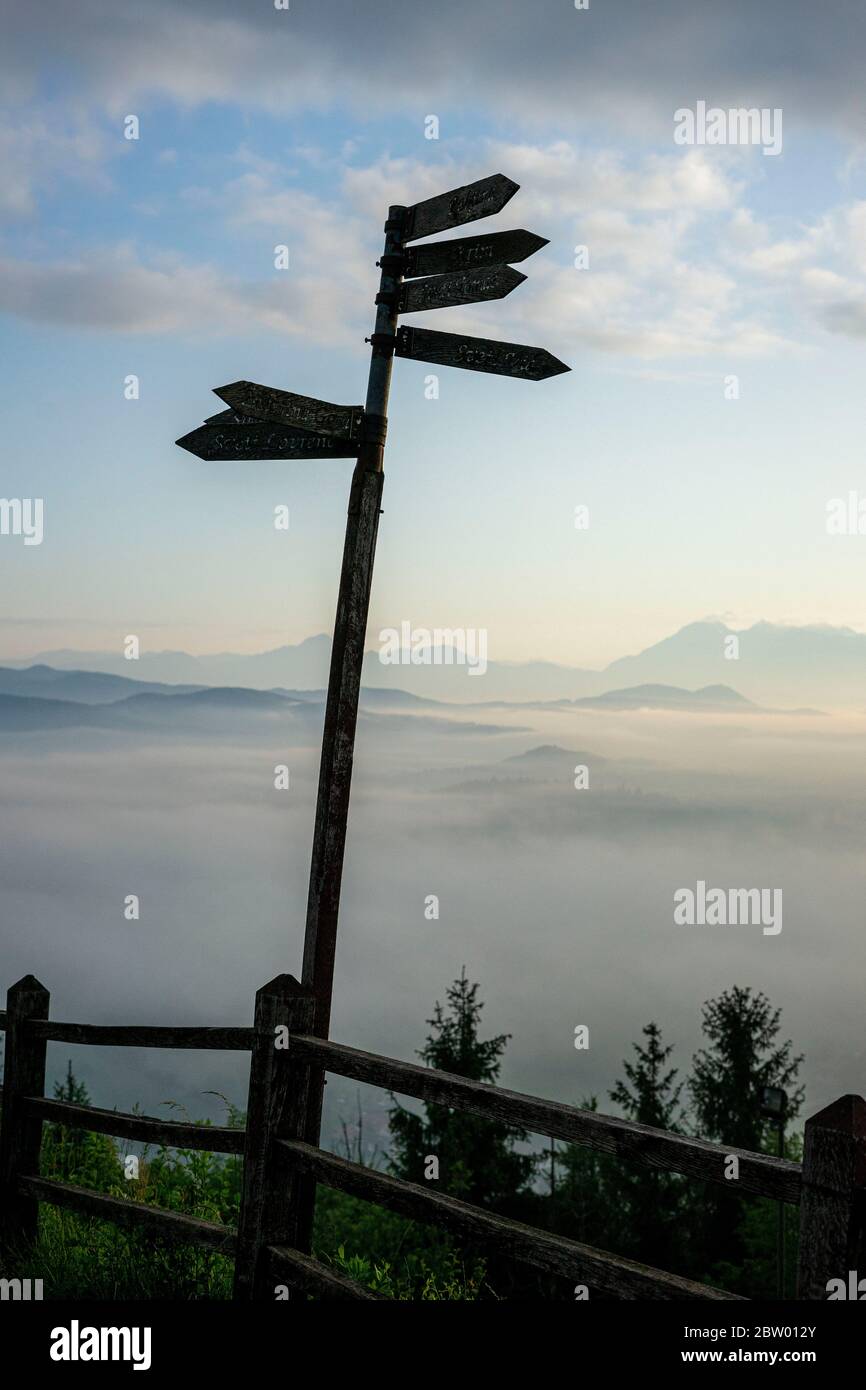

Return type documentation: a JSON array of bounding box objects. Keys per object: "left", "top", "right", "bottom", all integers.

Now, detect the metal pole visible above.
[{"left": 297, "top": 206, "right": 406, "bottom": 1226}]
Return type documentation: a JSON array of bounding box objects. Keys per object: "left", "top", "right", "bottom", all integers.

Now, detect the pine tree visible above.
[
  {"left": 688, "top": 986, "right": 804, "bottom": 1288},
  {"left": 690, "top": 986, "right": 803, "bottom": 1150},
  {"left": 610, "top": 1022, "right": 684, "bottom": 1131},
  {"left": 40, "top": 1062, "right": 121, "bottom": 1190},
  {"left": 388, "top": 969, "right": 537, "bottom": 1212},
  {"left": 605, "top": 1023, "right": 688, "bottom": 1269}
]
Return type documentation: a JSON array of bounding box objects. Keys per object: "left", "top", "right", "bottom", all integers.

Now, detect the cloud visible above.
[
  {"left": 0, "top": 132, "right": 862, "bottom": 362},
  {"left": 0, "top": 113, "right": 111, "bottom": 216},
  {"left": 4, "top": 0, "right": 866, "bottom": 142},
  {"left": 0, "top": 142, "right": 796, "bottom": 359},
  {"left": 724, "top": 199, "right": 866, "bottom": 340},
  {"left": 0, "top": 229, "right": 369, "bottom": 343}
]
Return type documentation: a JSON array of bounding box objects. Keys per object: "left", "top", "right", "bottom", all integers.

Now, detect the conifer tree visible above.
[
  {"left": 688, "top": 986, "right": 804, "bottom": 1286},
  {"left": 607, "top": 1023, "right": 688, "bottom": 1269},
  {"left": 388, "top": 969, "right": 537, "bottom": 1212}
]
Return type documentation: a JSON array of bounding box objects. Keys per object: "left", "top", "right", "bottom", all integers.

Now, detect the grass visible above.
[{"left": 0, "top": 1069, "right": 488, "bottom": 1300}]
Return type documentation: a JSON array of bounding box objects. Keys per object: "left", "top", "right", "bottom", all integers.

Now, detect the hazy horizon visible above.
[{"left": 2, "top": 678, "right": 865, "bottom": 1151}]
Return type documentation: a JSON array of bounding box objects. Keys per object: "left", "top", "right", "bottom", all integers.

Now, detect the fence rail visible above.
[
  {"left": 1, "top": 971, "right": 864, "bottom": 1301},
  {"left": 18, "top": 1175, "right": 237, "bottom": 1254},
  {"left": 22, "top": 1095, "right": 245, "bottom": 1154},
  {"left": 289, "top": 1032, "right": 802, "bottom": 1205},
  {"left": 276, "top": 1137, "right": 742, "bottom": 1300},
  {"left": 27, "top": 1021, "right": 256, "bottom": 1051}
]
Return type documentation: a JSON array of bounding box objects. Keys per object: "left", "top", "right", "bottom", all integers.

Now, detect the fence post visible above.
[
  {"left": 796, "top": 1094, "right": 866, "bottom": 1299},
  {"left": 0, "top": 975, "right": 50, "bottom": 1250},
  {"left": 233, "top": 973, "right": 316, "bottom": 1300}
]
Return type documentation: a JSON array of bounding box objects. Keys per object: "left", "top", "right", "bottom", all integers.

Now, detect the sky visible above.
[{"left": 3, "top": 0, "right": 866, "bottom": 666}]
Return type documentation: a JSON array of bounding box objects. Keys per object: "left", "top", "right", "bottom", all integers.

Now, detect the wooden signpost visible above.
[
  {"left": 179, "top": 415, "right": 359, "bottom": 461},
  {"left": 401, "top": 172, "right": 519, "bottom": 242},
  {"left": 402, "top": 228, "right": 548, "bottom": 279},
  {"left": 175, "top": 172, "right": 569, "bottom": 1254},
  {"left": 213, "top": 384, "right": 365, "bottom": 440},
  {"left": 398, "top": 264, "right": 526, "bottom": 314},
  {"left": 396, "top": 324, "right": 569, "bottom": 380}
]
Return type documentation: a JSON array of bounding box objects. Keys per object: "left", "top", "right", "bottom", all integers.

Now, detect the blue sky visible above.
[{"left": 3, "top": 0, "right": 866, "bottom": 666}]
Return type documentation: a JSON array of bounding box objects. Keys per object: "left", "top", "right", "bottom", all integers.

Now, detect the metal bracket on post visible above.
[
  {"left": 361, "top": 413, "right": 388, "bottom": 447},
  {"left": 376, "top": 252, "right": 404, "bottom": 273},
  {"left": 365, "top": 332, "right": 397, "bottom": 354}
]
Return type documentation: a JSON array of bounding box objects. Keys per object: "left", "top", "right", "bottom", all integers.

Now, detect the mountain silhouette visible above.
[{"left": 8, "top": 619, "right": 864, "bottom": 706}]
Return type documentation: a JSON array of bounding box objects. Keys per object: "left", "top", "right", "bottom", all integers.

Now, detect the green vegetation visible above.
[{"left": 0, "top": 981, "right": 804, "bottom": 1300}]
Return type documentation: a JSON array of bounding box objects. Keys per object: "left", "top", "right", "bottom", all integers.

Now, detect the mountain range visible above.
[{"left": 3, "top": 619, "right": 862, "bottom": 707}]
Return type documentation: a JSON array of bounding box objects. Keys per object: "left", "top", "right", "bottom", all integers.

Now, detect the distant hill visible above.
[
  {"left": 601, "top": 620, "right": 864, "bottom": 708},
  {"left": 5, "top": 636, "right": 334, "bottom": 691},
  {"left": 272, "top": 685, "right": 446, "bottom": 711},
  {"left": 6, "top": 618, "right": 865, "bottom": 706},
  {"left": 0, "top": 686, "right": 515, "bottom": 739},
  {"left": 504, "top": 743, "right": 605, "bottom": 766},
  {"left": 0, "top": 693, "right": 105, "bottom": 732},
  {"left": 0, "top": 688, "right": 315, "bottom": 734},
  {"left": 567, "top": 683, "right": 755, "bottom": 712},
  {"left": 0, "top": 664, "right": 204, "bottom": 704}
]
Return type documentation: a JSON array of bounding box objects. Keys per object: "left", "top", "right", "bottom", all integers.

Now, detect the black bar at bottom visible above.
[{"left": 0, "top": 1297, "right": 858, "bottom": 1375}]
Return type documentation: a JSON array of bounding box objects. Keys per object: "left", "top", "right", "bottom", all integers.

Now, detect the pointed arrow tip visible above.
[{"left": 176, "top": 429, "right": 206, "bottom": 455}]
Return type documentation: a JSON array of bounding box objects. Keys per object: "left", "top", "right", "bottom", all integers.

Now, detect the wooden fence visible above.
[{"left": 1, "top": 971, "right": 863, "bottom": 1300}]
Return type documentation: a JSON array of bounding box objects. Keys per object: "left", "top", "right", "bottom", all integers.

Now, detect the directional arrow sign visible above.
[
  {"left": 395, "top": 326, "right": 570, "bottom": 381},
  {"left": 403, "top": 229, "right": 548, "bottom": 279},
  {"left": 203, "top": 409, "right": 268, "bottom": 426},
  {"left": 403, "top": 173, "right": 519, "bottom": 243},
  {"left": 214, "top": 382, "right": 364, "bottom": 440},
  {"left": 398, "top": 264, "right": 526, "bottom": 314},
  {"left": 176, "top": 417, "right": 359, "bottom": 461}
]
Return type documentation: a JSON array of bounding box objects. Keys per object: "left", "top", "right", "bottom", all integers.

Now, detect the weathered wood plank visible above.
[
  {"left": 0, "top": 976, "right": 50, "bottom": 1246},
  {"left": 19, "top": 1175, "right": 237, "bottom": 1253},
  {"left": 26, "top": 1021, "right": 256, "bottom": 1050},
  {"left": 797, "top": 1094, "right": 866, "bottom": 1298},
  {"left": 268, "top": 1245, "right": 384, "bottom": 1300},
  {"left": 398, "top": 264, "right": 525, "bottom": 314},
  {"left": 396, "top": 325, "right": 569, "bottom": 381},
  {"left": 22, "top": 1095, "right": 245, "bottom": 1154},
  {"left": 176, "top": 420, "right": 358, "bottom": 461},
  {"left": 288, "top": 1034, "right": 801, "bottom": 1204},
  {"left": 403, "top": 173, "right": 519, "bottom": 242},
  {"left": 214, "top": 384, "right": 365, "bottom": 440},
  {"left": 402, "top": 229, "right": 548, "bottom": 279},
  {"left": 298, "top": 462, "right": 387, "bottom": 1260},
  {"left": 233, "top": 976, "right": 316, "bottom": 1301},
  {"left": 277, "top": 1140, "right": 743, "bottom": 1301}
]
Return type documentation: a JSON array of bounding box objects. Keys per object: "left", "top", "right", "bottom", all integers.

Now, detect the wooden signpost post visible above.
[{"left": 176, "top": 172, "right": 570, "bottom": 1252}]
